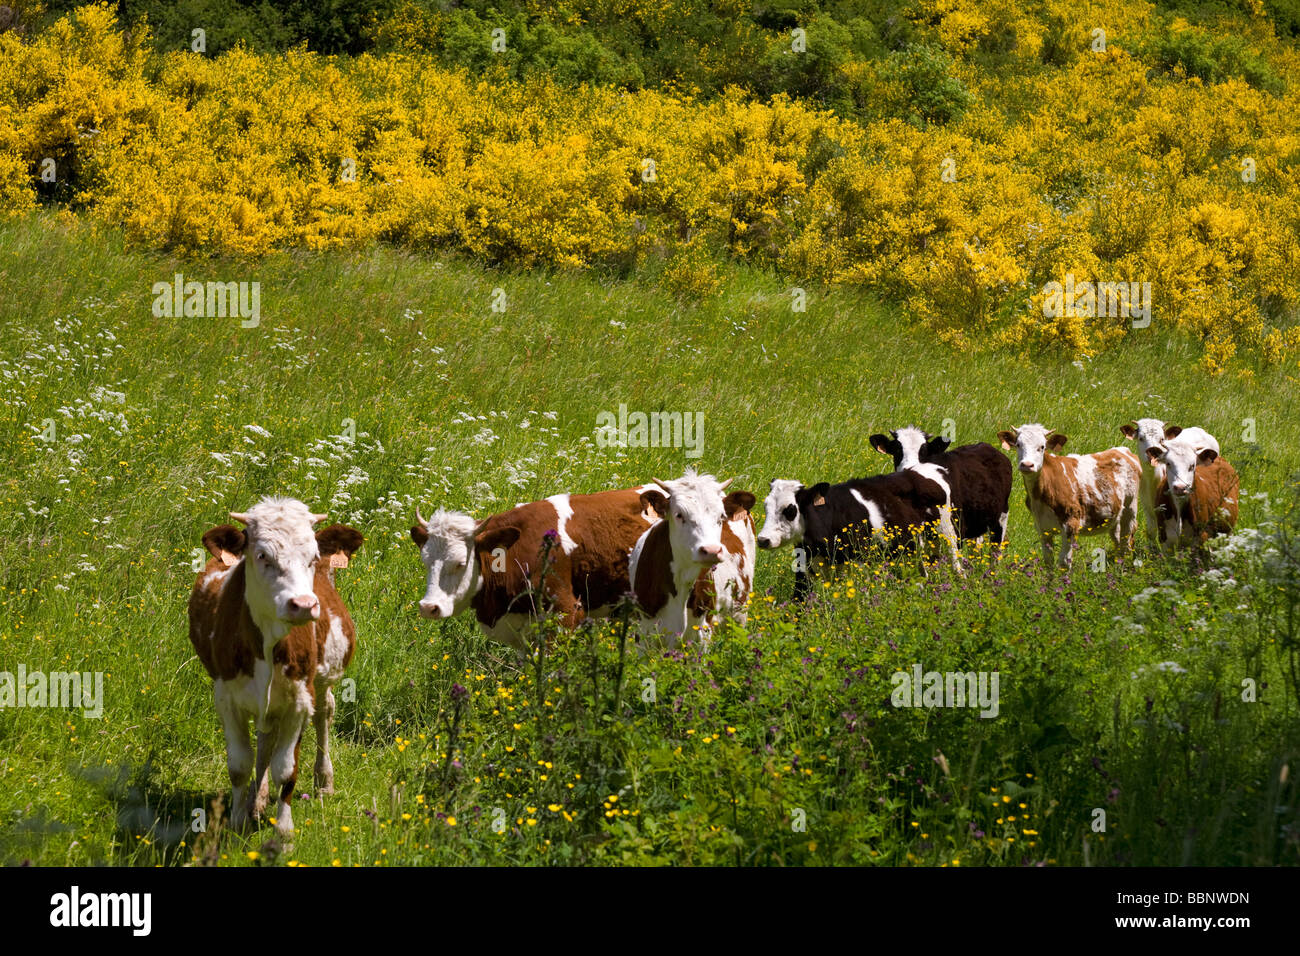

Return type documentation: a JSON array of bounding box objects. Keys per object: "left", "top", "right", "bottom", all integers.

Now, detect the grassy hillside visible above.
[{"left": 2, "top": 212, "right": 1298, "bottom": 866}]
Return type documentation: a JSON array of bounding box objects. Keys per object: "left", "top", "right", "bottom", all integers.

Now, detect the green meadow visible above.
[{"left": 2, "top": 212, "right": 1298, "bottom": 866}]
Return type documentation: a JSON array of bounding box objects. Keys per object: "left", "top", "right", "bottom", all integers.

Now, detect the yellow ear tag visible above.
[
  {"left": 812, "top": 495, "right": 826, "bottom": 507},
  {"left": 329, "top": 553, "right": 349, "bottom": 569},
  {"left": 219, "top": 550, "right": 238, "bottom": 568}
]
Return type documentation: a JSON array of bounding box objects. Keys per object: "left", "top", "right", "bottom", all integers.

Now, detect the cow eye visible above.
[{"left": 782, "top": 504, "right": 798, "bottom": 521}]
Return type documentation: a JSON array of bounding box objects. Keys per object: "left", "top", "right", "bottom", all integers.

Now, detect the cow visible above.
[
  {"left": 870, "top": 425, "right": 1013, "bottom": 560},
  {"left": 188, "top": 497, "right": 363, "bottom": 837},
  {"left": 755, "top": 469, "right": 950, "bottom": 599},
  {"left": 629, "top": 472, "right": 755, "bottom": 648},
  {"left": 1119, "top": 418, "right": 1220, "bottom": 547},
  {"left": 1147, "top": 439, "right": 1239, "bottom": 549},
  {"left": 410, "top": 485, "right": 662, "bottom": 652},
  {"left": 997, "top": 424, "right": 1141, "bottom": 568}
]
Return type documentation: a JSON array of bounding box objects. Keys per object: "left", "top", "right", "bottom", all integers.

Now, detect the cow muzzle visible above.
[
  {"left": 419, "top": 601, "right": 447, "bottom": 619},
  {"left": 287, "top": 594, "right": 320, "bottom": 622},
  {"left": 697, "top": 544, "right": 724, "bottom": 565}
]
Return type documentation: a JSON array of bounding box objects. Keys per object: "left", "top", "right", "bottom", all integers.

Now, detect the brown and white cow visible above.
[
  {"left": 997, "top": 424, "right": 1140, "bottom": 568},
  {"left": 1147, "top": 439, "right": 1239, "bottom": 548},
  {"left": 188, "top": 497, "right": 363, "bottom": 837},
  {"left": 630, "top": 475, "right": 756, "bottom": 648},
  {"left": 410, "top": 485, "right": 661, "bottom": 652},
  {"left": 1119, "top": 418, "right": 1219, "bottom": 547}
]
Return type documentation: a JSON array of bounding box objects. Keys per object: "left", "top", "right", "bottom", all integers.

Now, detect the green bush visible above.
[
  {"left": 1153, "top": 26, "right": 1284, "bottom": 92},
  {"left": 888, "top": 42, "right": 973, "bottom": 126}
]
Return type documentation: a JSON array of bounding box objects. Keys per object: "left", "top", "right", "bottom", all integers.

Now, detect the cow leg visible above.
[
  {"left": 313, "top": 682, "right": 336, "bottom": 795},
  {"left": 1039, "top": 530, "right": 1055, "bottom": 566},
  {"left": 215, "top": 682, "right": 253, "bottom": 831},
  {"left": 1058, "top": 521, "right": 1081, "bottom": 569},
  {"left": 269, "top": 712, "right": 307, "bottom": 837},
  {"left": 792, "top": 568, "right": 810, "bottom": 602},
  {"left": 937, "top": 508, "right": 963, "bottom": 574},
  {"left": 993, "top": 511, "right": 1009, "bottom": 559},
  {"left": 1117, "top": 506, "right": 1136, "bottom": 559},
  {"left": 247, "top": 729, "right": 271, "bottom": 823},
  {"left": 1140, "top": 485, "right": 1159, "bottom": 549}
]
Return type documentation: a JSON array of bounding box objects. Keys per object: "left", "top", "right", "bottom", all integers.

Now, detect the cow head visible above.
[
  {"left": 756, "top": 478, "right": 806, "bottom": 549},
  {"left": 651, "top": 470, "right": 732, "bottom": 567},
  {"left": 998, "top": 424, "right": 1066, "bottom": 475},
  {"left": 871, "top": 425, "right": 947, "bottom": 471},
  {"left": 410, "top": 508, "right": 520, "bottom": 620},
  {"left": 216, "top": 498, "right": 331, "bottom": 629},
  {"left": 1146, "top": 440, "right": 1218, "bottom": 498},
  {"left": 1120, "top": 418, "right": 1173, "bottom": 463}
]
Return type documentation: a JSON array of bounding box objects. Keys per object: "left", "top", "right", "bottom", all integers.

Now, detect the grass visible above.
[{"left": 1, "top": 210, "right": 1298, "bottom": 866}]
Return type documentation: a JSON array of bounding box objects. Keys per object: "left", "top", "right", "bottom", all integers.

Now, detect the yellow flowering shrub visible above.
[{"left": 2, "top": 2, "right": 1298, "bottom": 369}]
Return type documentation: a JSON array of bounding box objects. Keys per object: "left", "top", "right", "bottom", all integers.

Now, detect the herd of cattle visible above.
[{"left": 186, "top": 419, "right": 1240, "bottom": 835}]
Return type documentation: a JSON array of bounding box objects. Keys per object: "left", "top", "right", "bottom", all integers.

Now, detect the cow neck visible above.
[
  {"left": 465, "top": 557, "right": 489, "bottom": 616},
  {"left": 240, "top": 562, "right": 294, "bottom": 653},
  {"left": 668, "top": 534, "right": 702, "bottom": 599}
]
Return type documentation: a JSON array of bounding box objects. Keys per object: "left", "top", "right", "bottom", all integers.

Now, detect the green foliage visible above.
[
  {"left": 1152, "top": 24, "right": 1284, "bottom": 92},
  {"left": 887, "top": 42, "right": 973, "bottom": 126}
]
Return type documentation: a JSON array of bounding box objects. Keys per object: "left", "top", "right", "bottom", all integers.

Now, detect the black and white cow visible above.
[
  {"left": 756, "top": 470, "right": 950, "bottom": 599},
  {"left": 869, "top": 425, "right": 1013, "bottom": 558}
]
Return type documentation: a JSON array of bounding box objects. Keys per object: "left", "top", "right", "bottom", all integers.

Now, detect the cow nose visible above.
[
  {"left": 289, "top": 595, "right": 319, "bottom": 619},
  {"left": 698, "top": 544, "right": 723, "bottom": 564},
  {"left": 419, "top": 601, "right": 443, "bottom": 619},
  {"left": 1173, "top": 483, "right": 1190, "bottom": 494},
  {"left": 1019, "top": 463, "right": 1035, "bottom": 472},
  {"left": 757, "top": 537, "right": 772, "bottom": 550}
]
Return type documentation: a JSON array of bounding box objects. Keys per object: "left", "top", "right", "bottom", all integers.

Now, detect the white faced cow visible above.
[
  {"left": 629, "top": 472, "right": 754, "bottom": 648},
  {"left": 998, "top": 424, "right": 1141, "bottom": 569},
  {"left": 1119, "top": 418, "right": 1220, "bottom": 547},
  {"left": 1145, "top": 438, "right": 1239, "bottom": 549},
  {"left": 410, "top": 485, "right": 661, "bottom": 651},
  {"left": 870, "top": 425, "right": 1013, "bottom": 562},
  {"left": 756, "top": 469, "right": 950, "bottom": 599},
  {"left": 188, "top": 497, "right": 363, "bottom": 837}
]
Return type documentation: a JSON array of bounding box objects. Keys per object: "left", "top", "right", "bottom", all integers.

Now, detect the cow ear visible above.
[
  {"left": 317, "top": 524, "right": 363, "bottom": 568},
  {"left": 1120, "top": 422, "right": 1138, "bottom": 439},
  {"left": 723, "top": 490, "right": 756, "bottom": 517},
  {"left": 1198, "top": 448, "right": 1219, "bottom": 464},
  {"left": 996, "top": 430, "right": 1017, "bottom": 450},
  {"left": 640, "top": 490, "right": 668, "bottom": 519},
  {"left": 1146, "top": 445, "right": 1165, "bottom": 463},
  {"left": 410, "top": 524, "right": 428, "bottom": 547},
  {"left": 202, "top": 525, "right": 245, "bottom": 568},
  {"left": 927, "top": 436, "right": 950, "bottom": 454},
  {"left": 808, "top": 482, "right": 830, "bottom": 508},
  {"left": 476, "top": 526, "right": 521, "bottom": 555},
  {"left": 1046, "top": 432, "right": 1068, "bottom": 452},
  {"left": 868, "top": 433, "right": 891, "bottom": 455},
  {"left": 1164, "top": 425, "right": 1183, "bottom": 440}
]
